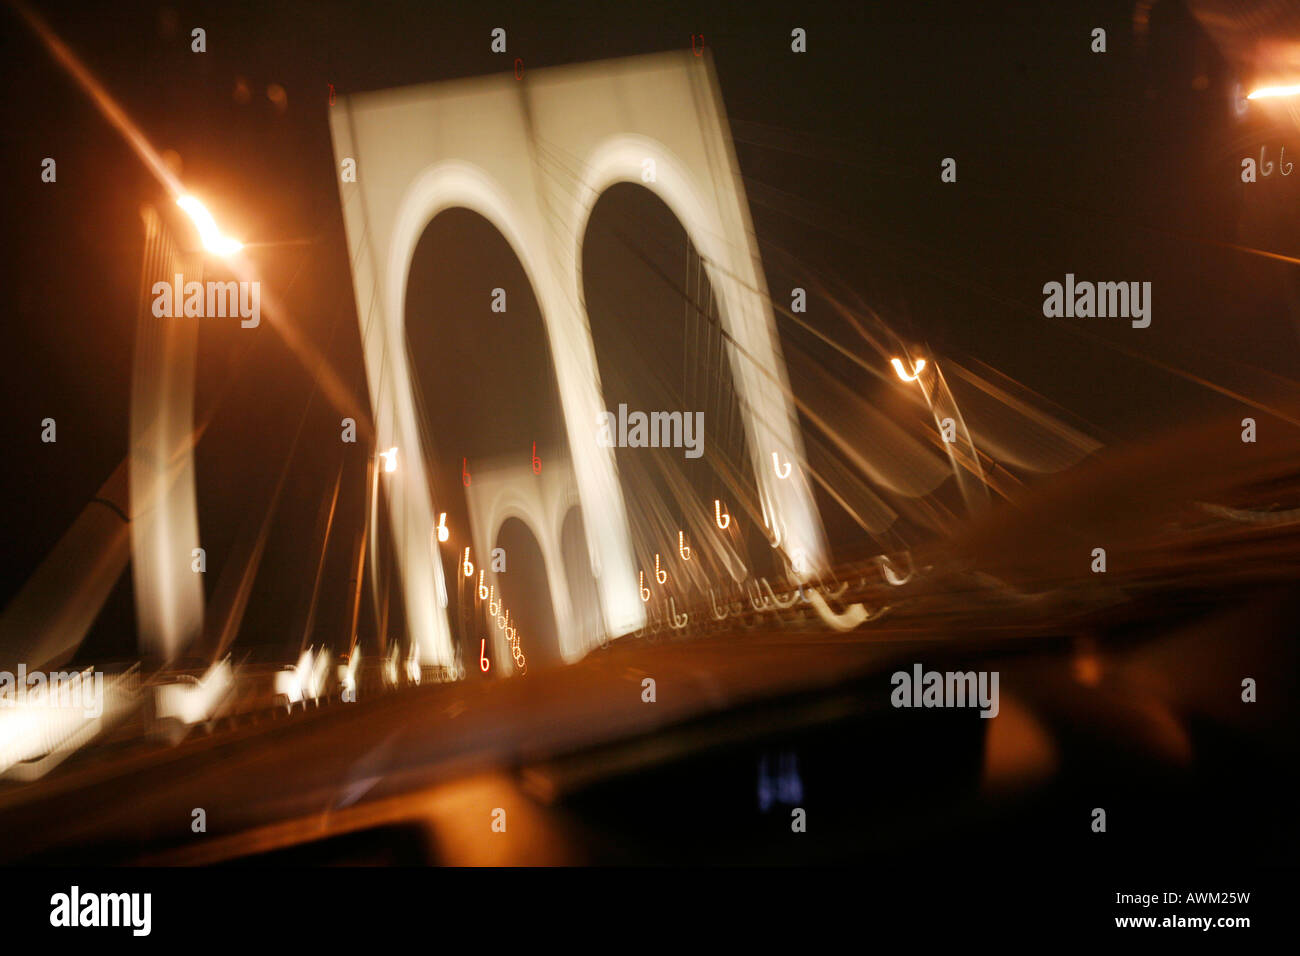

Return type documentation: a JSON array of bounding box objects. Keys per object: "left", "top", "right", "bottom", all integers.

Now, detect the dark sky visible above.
[{"left": 1, "top": 0, "right": 1298, "bottom": 664}]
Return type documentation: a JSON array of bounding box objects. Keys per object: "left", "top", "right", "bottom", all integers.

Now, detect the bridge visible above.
[
  {"left": 0, "top": 46, "right": 1111, "bottom": 781},
  {"left": 1, "top": 8, "right": 1298, "bottom": 873}
]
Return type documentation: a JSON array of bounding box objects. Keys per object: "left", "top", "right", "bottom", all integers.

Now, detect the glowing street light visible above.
[
  {"left": 890, "top": 357, "right": 927, "bottom": 382},
  {"left": 176, "top": 195, "right": 244, "bottom": 256},
  {"left": 891, "top": 352, "right": 989, "bottom": 515}
]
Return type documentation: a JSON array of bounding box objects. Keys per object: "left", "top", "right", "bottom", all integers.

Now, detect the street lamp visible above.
[
  {"left": 176, "top": 195, "right": 243, "bottom": 257},
  {"left": 891, "top": 357, "right": 926, "bottom": 382},
  {"left": 890, "top": 353, "right": 989, "bottom": 515}
]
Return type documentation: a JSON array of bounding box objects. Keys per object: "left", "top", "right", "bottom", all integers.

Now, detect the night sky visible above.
[{"left": 1, "top": 0, "right": 1298, "bottom": 665}]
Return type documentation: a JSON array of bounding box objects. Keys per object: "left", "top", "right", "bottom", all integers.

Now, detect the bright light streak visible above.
[
  {"left": 274, "top": 657, "right": 305, "bottom": 709},
  {"left": 891, "top": 357, "right": 927, "bottom": 382},
  {"left": 276, "top": 647, "right": 328, "bottom": 706},
  {"left": 434, "top": 511, "right": 448, "bottom": 542},
  {"left": 379, "top": 447, "right": 398, "bottom": 473},
  {"left": 1246, "top": 83, "right": 1300, "bottom": 100},
  {"left": 154, "top": 658, "right": 232, "bottom": 726},
  {"left": 176, "top": 195, "right": 244, "bottom": 256},
  {"left": 678, "top": 530, "right": 690, "bottom": 561},
  {"left": 0, "top": 667, "right": 135, "bottom": 781},
  {"left": 338, "top": 648, "right": 360, "bottom": 699},
  {"left": 274, "top": 647, "right": 329, "bottom": 706},
  {"left": 462, "top": 548, "right": 474, "bottom": 576},
  {"left": 655, "top": 553, "right": 667, "bottom": 584},
  {"left": 771, "top": 452, "right": 792, "bottom": 479},
  {"left": 714, "top": 499, "right": 730, "bottom": 530}
]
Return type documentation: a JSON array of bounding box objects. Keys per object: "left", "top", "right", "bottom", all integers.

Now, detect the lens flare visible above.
[{"left": 175, "top": 195, "right": 243, "bottom": 256}]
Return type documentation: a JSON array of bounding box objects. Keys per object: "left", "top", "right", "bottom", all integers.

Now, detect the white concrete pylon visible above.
[{"left": 329, "top": 52, "right": 827, "bottom": 665}]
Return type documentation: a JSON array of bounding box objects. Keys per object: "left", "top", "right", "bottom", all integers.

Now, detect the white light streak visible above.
[{"left": 1247, "top": 83, "right": 1300, "bottom": 100}]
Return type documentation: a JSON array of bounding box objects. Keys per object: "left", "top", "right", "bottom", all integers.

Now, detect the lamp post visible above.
[
  {"left": 130, "top": 194, "right": 243, "bottom": 668},
  {"left": 891, "top": 352, "right": 989, "bottom": 516}
]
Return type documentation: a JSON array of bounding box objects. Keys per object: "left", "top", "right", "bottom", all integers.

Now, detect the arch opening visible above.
[
  {"left": 494, "top": 517, "right": 563, "bottom": 669},
  {"left": 404, "top": 207, "right": 569, "bottom": 672},
  {"left": 581, "top": 183, "right": 780, "bottom": 600}
]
